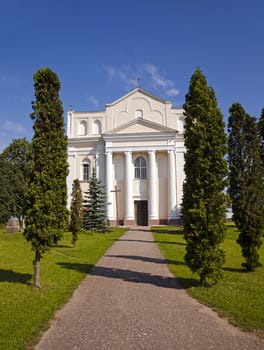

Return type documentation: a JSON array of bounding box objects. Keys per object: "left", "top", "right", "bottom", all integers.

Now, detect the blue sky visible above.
[{"left": 0, "top": 0, "right": 263, "bottom": 151}]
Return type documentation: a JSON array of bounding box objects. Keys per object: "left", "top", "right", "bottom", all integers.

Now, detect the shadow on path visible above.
[
  {"left": 117, "top": 239, "right": 154, "bottom": 243},
  {"left": 106, "top": 254, "right": 187, "bottom": 268},
  {"left": 57, "top": 262, "right": 186, "bottom": 289},
  {"left": 90, "top": 265, "right": 182, "bottom": 289},
  {"left": 106, "top": 254, "right": 167, "bottom": 264}
]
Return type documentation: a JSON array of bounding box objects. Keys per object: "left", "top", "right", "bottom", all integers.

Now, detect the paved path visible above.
[{"left": 35, "top": 228, "right": 263, "bottom": 350}]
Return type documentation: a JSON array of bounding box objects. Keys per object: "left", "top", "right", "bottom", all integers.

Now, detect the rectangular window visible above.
[
  {"left": 83, "top": 164, "right": 90, "bottom": 181},
  {"left": 134, "top": 156, "right": 147, "bottom": 179}
]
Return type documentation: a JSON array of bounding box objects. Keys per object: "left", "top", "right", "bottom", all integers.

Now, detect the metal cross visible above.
[{"left": 111, "top": 185, "right": 121, "bottom": 226}]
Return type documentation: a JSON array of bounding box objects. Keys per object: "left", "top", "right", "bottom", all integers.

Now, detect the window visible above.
[
  {"left": 82, "top": 160, "right": 90, "bottom": 181},
  {"left": 78, "top": 120, "right": 87, "bottom": 135},
  {"left": 134, "top": 156, "right": 147, "bottom": 178},
  {"left": 135, "top": 109, "right": 143, "bottom": 119},
  {"left": 92, "top": 120, "right": 102, "bottom": 135}
]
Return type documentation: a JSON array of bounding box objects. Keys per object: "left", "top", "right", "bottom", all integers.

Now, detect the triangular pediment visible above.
[
  {"left": 106, "top": 88, "right": 168, "bottom": 107},
  {"left": 104, "top": 118, "right": 176, "bottom": 135}
]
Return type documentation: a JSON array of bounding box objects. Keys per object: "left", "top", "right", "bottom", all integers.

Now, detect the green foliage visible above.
[
  {"left": 0, "top": 138, "right": 30, "bottom": 224},
  {"left": 0, "top": 227, "right": 127, "bottom": 350},
  {"left": 24, "top": 68, "right": 69, "bottom": 286},
  {"left": 153, "top": 225, "right": 264, "bottom": 333},
  {"left": 182, "top": 68, "right": 228, "bottom": 285},
  {"left": 228, "top": 103, "right": 264, "bottom": 270},
  {"left": 69, "top": 179, "right": 83, "bottom": 246},
  {"left": 83, "top": 168, "right": 108, "bottom": 232},
  {"left": 258, "top": 108, "right": 264, "bottom": 165}
]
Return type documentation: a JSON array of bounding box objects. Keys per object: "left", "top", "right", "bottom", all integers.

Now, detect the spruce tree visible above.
[
  {"left": 24, "top": 68, "right": 68, "bottom": 287},
  {"left": 228, "top": 103, "right": 263, "bottom": 270},
  {"left": 69, "top": 179, "right": 83, "bottom": 247},
  {"left": 83, "top": 168, "right": 108, "bottom": 232},
  {"left": 182, "top": 68, "right": 228, "bottom": 285}
]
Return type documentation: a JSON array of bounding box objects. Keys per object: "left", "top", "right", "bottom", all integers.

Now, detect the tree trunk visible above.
[{"left": 34, "top": 250, "right": 41, "bottom": 288}]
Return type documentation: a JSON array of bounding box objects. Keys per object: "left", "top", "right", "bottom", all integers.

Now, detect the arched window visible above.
[
  {"left": 82, "top": 159, "right": 90, "bottom": 181},
  {"left": 134, "top": 156, "right": 147, "bottom": 179},
  {"left": 78, "top": 120, "right": 87, "bottom": 135},
  {"left": 135, "top": 109, "right": 143, "bottom": 119},
  {"left": 92, "top": 119, "right": 102, "bottom": 135}
]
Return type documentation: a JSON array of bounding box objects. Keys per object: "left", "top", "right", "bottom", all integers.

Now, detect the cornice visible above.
[{"left": 103, "top": 131, "right": 177, "bottom": 143}]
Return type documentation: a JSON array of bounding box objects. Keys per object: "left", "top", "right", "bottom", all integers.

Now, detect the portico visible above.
[{"left": 104, "top": 147, "right": 179, "bottom": 226}]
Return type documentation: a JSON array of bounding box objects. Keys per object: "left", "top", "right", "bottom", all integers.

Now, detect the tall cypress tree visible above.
[
  {"left": 228, "top": 103, "right": 263, "bottom": 270},
  {"left": 24, "top": 68, "right": 68, "bottom": 287},
  {"left": 69, "top": 179, "right": 83, "bottom": 247},
  {"left": 258, "top": 108, "right": 264, "bottom": 165},
  {"left": 182, "top": 68, "right": 228, "bottom": 285},
  {"left": 83, "top": 168, "right": 108, "bottom": 232}
]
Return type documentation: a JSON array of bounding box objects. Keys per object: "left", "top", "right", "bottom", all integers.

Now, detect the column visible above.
[
  {"left": 67, "top": 154, "right": 76, "bottom": 209},
  {"left": 175, "top": 151, "right": 185, "bottom": 215},
  {"left": 168, "top": 150, "right": 177, "bottom": 222},
  {"left": 148, "top": 150, "right": 158, "bottom": 223},
  {"left": 124, "top": 151, "right": 134, "bottom": 224},
  {"left": 106, "top": 151, "right": 114, "bottom": 221}
]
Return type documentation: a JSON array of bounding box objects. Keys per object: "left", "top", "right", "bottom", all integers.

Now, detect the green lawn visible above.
[
  {"left": 0, "top": 227, "right": 127, "bottom": 350},
  {"left": 152, "top": 224, "right": 264, "bottom": 336}
]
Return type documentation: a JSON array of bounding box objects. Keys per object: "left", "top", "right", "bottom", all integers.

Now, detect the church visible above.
[{"left": 67, "top": 88, "right": 185, "bottom": 226}]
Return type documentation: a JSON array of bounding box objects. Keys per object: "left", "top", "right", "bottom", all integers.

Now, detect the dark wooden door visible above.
[{"left": 134, "top": 200, "right": 148, "bottom": 226}]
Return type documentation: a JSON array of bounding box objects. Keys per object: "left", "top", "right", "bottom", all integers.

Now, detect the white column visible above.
[
  {"left": 125, "top": 151, "right": 134, "bottom": 220},
  {"left": 148, "top": 150, "right": 158, "bottom": 220},
  {"left": 106, "top": 151, "right": 114, "bottom": 220},
  {"left": 175, "top": 151, "right": 185, "bottom": 215},
  {"left": 67, "top": 154, "right": 76, "bottom": 209},
  {"left": 168, "top": 150, "right": 177, "bottom": 220}
]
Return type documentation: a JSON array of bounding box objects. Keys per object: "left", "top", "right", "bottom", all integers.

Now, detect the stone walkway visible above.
[{"left": 35, "top": 228, "right": 263, "bottom": 350}]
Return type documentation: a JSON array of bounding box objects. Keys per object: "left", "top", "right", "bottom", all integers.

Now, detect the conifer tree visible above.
[
  {"left": 24, "top": 68, "right": 68, "bottom": 287},
  {"left": 83, "top": 168, "right": 108, "bottom": 232},
  {"left": 69, "top": 179, "right": 83, "bottom": 247},
  {"left": 228, "top": 103, "right": 263, "bottom": 270},
  {"left": 182, "top": 68, "right": 228, "bottom": 285},
  {"left": 258, "top": 108, "right": 264, "bottom": 165}
]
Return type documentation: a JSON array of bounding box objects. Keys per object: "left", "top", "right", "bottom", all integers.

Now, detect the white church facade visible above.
[{"left": 67, "top": 88, "right": 185, "bottom": 226}]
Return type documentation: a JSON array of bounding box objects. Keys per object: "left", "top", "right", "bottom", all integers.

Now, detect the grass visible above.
[
  {"left": 152, "top": 224, "right": 264, "bottom": 336},
  {"left": 0, "top": 227, "right": 127, "bottom": 350}
]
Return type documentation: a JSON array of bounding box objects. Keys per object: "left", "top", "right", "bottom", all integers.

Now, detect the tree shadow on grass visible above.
[
  {"left": 152, "top": 228, "right": 184, "bottom": 235},
  {"left": 0, "top": 269, "right": 32, "bottom": 284},
  {"left": 223, "top": 266, "right": 247, "bottom": 273},
  {"left": 155, "top": 240, "right": 186, "bottom": 246},
  {"left": 54, "top": 244, "right": 73, "bottom": 248},
  {"left": 57, "top": 262, "right": 94, "bottom": 274},
  {"left": 176, "top": 277, "right": 201, "bottom": 289}
]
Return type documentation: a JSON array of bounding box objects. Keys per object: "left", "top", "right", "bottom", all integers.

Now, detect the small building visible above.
[{"left": 67, "top": 88, "right": 185, "bottom": 226}]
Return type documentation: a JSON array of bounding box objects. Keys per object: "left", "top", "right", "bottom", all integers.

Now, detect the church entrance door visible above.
[{"left": 134, "top": 200, "right": 148, "bottom": 226}]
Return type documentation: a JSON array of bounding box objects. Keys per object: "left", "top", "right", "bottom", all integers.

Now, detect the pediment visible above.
[
  {"left": 106, "top": 88, "right": 167, "bottom": 107},
  {"left": 104, "top": 118, "right": 176, "bottom": 135}
]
